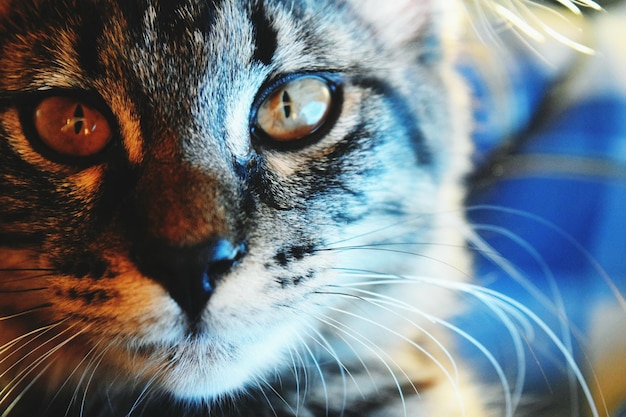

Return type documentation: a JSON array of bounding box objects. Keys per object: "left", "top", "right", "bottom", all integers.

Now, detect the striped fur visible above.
[{"left": 0, "top": 0, "right": 595, "bottom": 416}]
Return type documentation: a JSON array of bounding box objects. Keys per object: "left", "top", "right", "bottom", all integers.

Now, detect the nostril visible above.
[
  {"left": 205, "top": 239, "right": 246, "bottom": 287},
  {"left": 133, "top": 237, "right": 247, "bottom": 322}
]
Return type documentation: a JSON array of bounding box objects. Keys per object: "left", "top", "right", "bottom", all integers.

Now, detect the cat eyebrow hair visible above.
[{"left": 249, "top": 1, "right": 278, "bottom": 65}]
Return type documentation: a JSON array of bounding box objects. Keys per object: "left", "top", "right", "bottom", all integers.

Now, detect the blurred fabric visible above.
[{"left": 456, "top": 2, "right": 626, "bottom": 416}]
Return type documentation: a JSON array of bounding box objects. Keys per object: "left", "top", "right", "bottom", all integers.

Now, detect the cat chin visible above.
[{"left": 112, "top": 321, "right": 300, "bottom": 402}]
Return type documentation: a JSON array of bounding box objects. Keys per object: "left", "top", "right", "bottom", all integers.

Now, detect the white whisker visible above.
[
  {"left": 316, "top": 312, "right": 424, "bottom": 417},
  {"left": 0, "top": 304, "right": 53, "bottom": 322},
  {"left": 124, "top": 367, "right": 163, "bottom": 417},
  {"left": 0, "top": 323, "right": 88, "bottom": 417},
  {"left": 468, "top": 205, "right": 625, "bottom": 310},
  {"left": 492, "top": 3, "right": 546, "bottom": 42},
  {"left": 1, "top": 360, "right": 57, "bottom": 417},
  {"left": 467, "top": 220, "right": 584, "bottom": 413},
  {"left": 323, "top": 282, "right": 517, "bottom": 417},
  {"left": 375, "top": 274, "right": 603, "bottom": 417},
  {"left": 294, "top": 330, "right": 331, "bottom": 417},
  {"left": 302, "top": 318, "right": 376, "bottom": 412},
  {"left": 0, "top": 320, "right": 65, "bottom": 360},
  {"left": 285, "top": 345, "right": 307, "bottom": 415},
  {"left": 323, "top": 285, "right": 461, "bottom": 382},
  {"left": 464, "top": 0, "right": 600, "bottom": 56},
  {"left": 77, "top": 343, "right": 111, "bottom": 417},
  {"left": 253, "top": 377, "right": 289, "bottom": 417}
]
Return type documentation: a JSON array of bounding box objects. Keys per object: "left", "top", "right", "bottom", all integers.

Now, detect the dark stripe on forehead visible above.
[
  {"left": 153, "top": 0, "right": 219, "bottom": 37},
  {"left": 250, "top": 1, "right": 277, "bottom": 65},
  {"left": 116, "top": 0, "right": 221, "bottom": 38},
  {"left": 114, "top": 0, "right": 148, "bottom": 31},
  {"left": 353, "top": 76, "right": 432, "bottom": 166},
  {"left": 76, "top": 5, "right": 105, "bottom": 77}
]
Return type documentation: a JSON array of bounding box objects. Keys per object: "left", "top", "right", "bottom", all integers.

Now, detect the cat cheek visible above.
[
  {"left": 0, "top": 0, "right": 11, "bottom": 20},
  {"left": 49, "top": 271, "right": 183, "bottom": 341}
]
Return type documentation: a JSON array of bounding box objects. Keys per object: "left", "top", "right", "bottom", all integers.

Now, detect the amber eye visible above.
[
  {"left": 255, "top": 76, "right": 335, "bottom": 142},
  {"left": 33, "top": 96, "right": 112, "bottom": 157}
]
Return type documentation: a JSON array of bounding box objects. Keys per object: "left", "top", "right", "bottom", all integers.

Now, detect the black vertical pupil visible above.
[
  {"left": 282, "top": 90, "right": 291, "bottom": 118},
  {"left": 73, "top": 104, "right": 84, "bottom": 135}
]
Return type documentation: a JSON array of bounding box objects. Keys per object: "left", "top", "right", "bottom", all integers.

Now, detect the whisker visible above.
[
  {"left": 0, "top": 322, "right": 88, "bottom": 417},
  {"left": 382, "top": 273, "right": 603, "bottom": 417},
  {"left": 316, "top": 313, "right": 420, "bottom": 417},
  {"left": 303, "top": 321, "right": 368, "bottom": 398},
  {"left": 322, "top": 214, "right": 439, "bottom": 248},
  {"left": 0, "top": 320, "right": 64, "bottom": 358},
  {"left": 0, "top": 304, "right": 53, "bottom": 322},
  {"left": 467, "top": 221, "right": 584, "bottom": 412},
  {"left": 285, "top": 346, "right": 307, "bottom": 415},
  {"left": 467, "top": 208, "right": 622, "bottom": 413},
  {"left": 294, "top": 330, "right": 330, "bottom": 417},
  {"left": 1, "top": 359, "right": 57, "bottom": 417},
  {"left": 0, "top": 287, "right": 47, "bottom": 294},
  {"left": 0, "top": 322, "right": 77, "bottom": 387},
  {"left": 320, "top": 284, "right": 461, "bottom": 383},
  {"left": 35, "top": 338, "right": 105, "bottom": 417},
  {"left": 301, "top": 319, "right": 378, "bottom": 415},
  {"left": 327, "top": 261, "right": 614, "bottom": 416},
  {"left": 75, "top": 342, "right": 110, "bottom": 417},
  {"left": 468, "top": 204, "right": 626, "bottom": 309},
  {"left": 253, "top": 377, "right": 286, "bottom": 417},
  {"left": 124, "top": 363, "right": 164, "bottom": 417},
  {"left": 327, "top": 295, "right": 486, "bottom": 416},
  {"left": 464, "top": 0, "right": 599, "bottom": 57},
  {"left": 0, "top": 268, "right": 55, "bottom": 273},
  {"left": 331, "top": 282, "right": 521, "bottom": 416}
]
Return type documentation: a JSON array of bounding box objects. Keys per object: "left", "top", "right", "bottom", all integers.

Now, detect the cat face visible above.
[{"left": 0, "top": 0, "right": 470, "bottom": 411}]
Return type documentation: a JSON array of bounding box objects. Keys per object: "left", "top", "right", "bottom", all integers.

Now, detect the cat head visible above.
[{"left": 0, "top": 0, "right": 470, "bottom": 407}]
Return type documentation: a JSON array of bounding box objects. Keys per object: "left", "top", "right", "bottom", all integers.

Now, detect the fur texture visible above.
[{"left": 0, "top": 0, "right": 618, "bottom": 416}]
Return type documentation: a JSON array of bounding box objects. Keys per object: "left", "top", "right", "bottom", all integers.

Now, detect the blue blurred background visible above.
[{"left": 454, "top": 2, "right": 626, "bottom": 415}]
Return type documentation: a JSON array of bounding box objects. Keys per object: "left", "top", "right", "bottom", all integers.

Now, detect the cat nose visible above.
[{"left": 135, "top": 238, "right": 246, "bottom": 322}]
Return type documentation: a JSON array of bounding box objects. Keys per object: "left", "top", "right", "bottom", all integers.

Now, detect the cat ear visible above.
[{"left": 351, "top": 0, "right": 451, "bottom": 45}]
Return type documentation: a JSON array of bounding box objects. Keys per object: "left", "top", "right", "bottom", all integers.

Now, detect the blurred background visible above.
[{"left": 454, "top": 1, "right": 626, "bottom": 416}]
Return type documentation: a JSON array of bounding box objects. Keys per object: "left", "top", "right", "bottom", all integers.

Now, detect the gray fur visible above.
[{"left": 0, "top": 1, "right": 482, "bottom": 416}]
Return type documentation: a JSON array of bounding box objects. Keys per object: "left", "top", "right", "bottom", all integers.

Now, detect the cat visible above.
[{"left": 0, "top": 0, "right": 618, "bottom": 416}]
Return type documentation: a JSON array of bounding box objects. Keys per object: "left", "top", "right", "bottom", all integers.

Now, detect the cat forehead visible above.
[
  {"left": 1, "top": 0, "right": 364, "bottom": 78},
  {"left": 0, "top": 0, "right": 435, "bottom": 90}
]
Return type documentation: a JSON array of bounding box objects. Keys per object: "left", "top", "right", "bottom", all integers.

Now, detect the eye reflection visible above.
[
  {"left": 34, "top": 96, "right": 112, "bottom": 157},
  {"left": 256, "top": 76, "right": 333, "bottom": 142}
]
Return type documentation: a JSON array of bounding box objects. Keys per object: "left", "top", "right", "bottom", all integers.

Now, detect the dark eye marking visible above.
[{"left": 250, "top": 1, "right": 278, "bottom": 65}]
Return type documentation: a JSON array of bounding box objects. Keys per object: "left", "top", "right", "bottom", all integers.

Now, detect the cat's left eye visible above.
[
  {"left": 33, "top": 96, "right": 112, "bottom": 157},
  {"left": 253, "top": 75, "right": 339, "bottom": 144}
]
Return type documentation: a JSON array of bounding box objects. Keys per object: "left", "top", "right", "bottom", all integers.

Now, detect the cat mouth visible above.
[{"left": 113, "top": 322, "right": 292, "bottom": 401}]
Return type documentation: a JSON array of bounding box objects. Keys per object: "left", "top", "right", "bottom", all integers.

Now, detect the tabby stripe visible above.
[
  {"left": 0, "top": 232, "right": 45, "bottom": 247},
  {"left": 76, "top": 3, "right": 105, "bottom": 77},
  {"left": 352, "top": 76, "right": 432, "bottom": 166},
  {"left": 249, "top": 1, "right": 278, "bottom": 65},
  {"left": 118, "top": 0, "right": 220, "bottom": 41}
]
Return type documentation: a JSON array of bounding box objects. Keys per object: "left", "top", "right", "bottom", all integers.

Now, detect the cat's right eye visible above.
[{"left": 32, "top": 96, "right": 112, "bottom": 158}]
